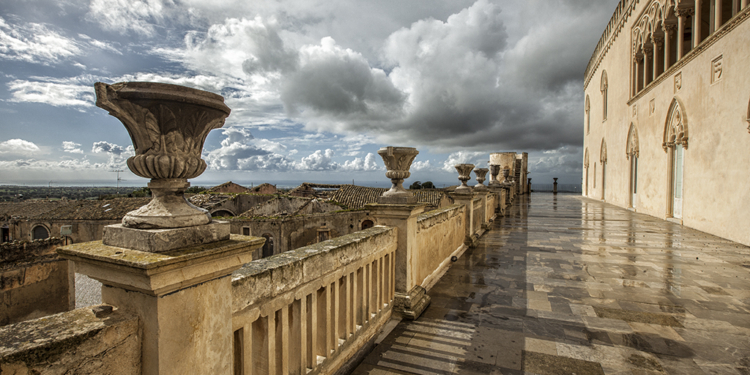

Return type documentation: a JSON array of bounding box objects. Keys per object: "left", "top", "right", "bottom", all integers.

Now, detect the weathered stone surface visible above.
[
  {"left": 95, "top": 82, "right": 231, "bottom": 230},
  {"left": 377, "top": 146, "right": 419, "bottom": 200},
  {"left": 0, "top": 306, "right": 140, "bottom": 374},
  {"left": 102, "top": 221, "right": 230, "bottom": 252}
]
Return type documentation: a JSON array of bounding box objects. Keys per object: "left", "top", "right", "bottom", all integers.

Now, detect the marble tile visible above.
[{"left": 351, "top": 194, "right": 750, "bottom": 374}]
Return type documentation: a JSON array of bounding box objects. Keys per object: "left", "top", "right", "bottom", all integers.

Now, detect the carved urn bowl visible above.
[
  {"left": 377, "top": 146, "right": 419, "bottom": 198},
  {"left": 502, "top": 167, "right": 511, "bottom": 183},
  {"left": 474, "top": 168, "right": 489, "bottom": 191},
  {"left": 95, "top": 82, "right": 231, "bottom": 229},
  {"left": 454, "top": 164, "right": 475, "bottom": 194}
]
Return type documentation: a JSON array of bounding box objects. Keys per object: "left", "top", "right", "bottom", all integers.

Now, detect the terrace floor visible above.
[{"left": 352, "top": 193, "right": 750, "bottom": 374}]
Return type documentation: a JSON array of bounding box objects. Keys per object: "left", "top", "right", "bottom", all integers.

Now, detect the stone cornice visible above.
[{"left": 627, "top": 7, "right": 750, "bottom": 105}]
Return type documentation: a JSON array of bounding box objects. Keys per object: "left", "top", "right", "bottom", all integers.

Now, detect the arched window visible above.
[
  {"left": 584, "top": 149, "right": 590, "bottom": 196},
  {"left": 585, "top": 95, "right": 591, "bottom": 134},
  {"left": 600, "top": 139, "right": 608, "bottom": 200},
  {"left": 627, "top": 124, "right": 640, "bottom": 208},
  {"left": 601, "top": 71, "right": 608, "bottom": 121},
  {"left": 32, "top": 225, "right": 49, "bottom": 240},
  {"left": 261, "top": 234, "right": 274, "bottom": 258},
  {"left": 664, "top": 97, "right": 688, "bottom": 218},
  {"left": 746, "top": 97, "right": 750, "bottom": 133},
  {"left": 361, "top": 220, "right": 374, "bottom": 230}
]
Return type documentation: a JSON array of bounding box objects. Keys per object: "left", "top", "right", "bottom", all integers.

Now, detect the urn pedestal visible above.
[{"left": 377, "top": 147, "right": 420, "bottom": 204}]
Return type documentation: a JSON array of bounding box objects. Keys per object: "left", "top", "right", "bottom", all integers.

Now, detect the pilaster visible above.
[{"left": 365, "top": 203, "right": 429, "bottom": 320}]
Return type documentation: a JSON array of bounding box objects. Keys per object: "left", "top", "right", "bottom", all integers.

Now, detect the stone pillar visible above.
[
  {"left": 677, "top": 10, "right": 686, "bottom": 58},
  {"left": 367, "top": 203, "right": 428, "bottom": 320},
  {"left": 694, "top": 1, "right": 703, "bottom": 47},
  {"left": 60, "top": 237, "right": 263, "bottom": 375},
  {"left": 742, "top": 0, "right": 747, "bottom": 11},
  {"left": 553, "top": 178, "right": 558, "bottom": 194},
  {"left": 527, "top": 178, "right": 532, "bottom": 194},
  {"left": 653, "top": 35, "right": 663, "bottom": 78},
  {"left": 664, "top": 24, "right": 674, "bottom": 69},
  {"left": 450, "top": 191, "right": 476, "bottom": 246},
  {"left": 643, "top": 44, "right": 653, "bottom": 86},
  {"left": 716, "top": 0, "right": 723, "bottom": 30},
  {"left": 58, "top": 82, "right": 265, "bottom": 375},
  {"left": 367, "top": 146, "right": 429, "bottom": 320}
]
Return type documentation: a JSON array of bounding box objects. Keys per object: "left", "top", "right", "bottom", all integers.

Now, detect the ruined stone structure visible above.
[{"left": 583, "top": 0, "right": 750, "bottom": 246}]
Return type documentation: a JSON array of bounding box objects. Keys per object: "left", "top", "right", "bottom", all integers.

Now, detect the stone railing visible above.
[
  {"left": 230, "top": 226, "right": 397, "bottom": 375},
  {"left": 416, "top": 204, "right": 467, "bottom": 290},
  {"left": 0, "top": 306, "right": 140, "bottom": 373}
]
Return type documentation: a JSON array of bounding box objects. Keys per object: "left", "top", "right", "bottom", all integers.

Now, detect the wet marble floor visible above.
[{"left": 352, "top": 193, "right": 750, "bottom": 374}]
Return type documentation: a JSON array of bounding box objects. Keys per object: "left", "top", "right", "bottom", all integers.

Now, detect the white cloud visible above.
[
  {"left": 296, "top": 149, "right": 337, "bottom": 171},
  {"left": 341, "top": 152, "right": 381, "bottom": 172},
  {"left": 441, "top": 151, "right": 487, "bottom": 172},
  {"left": 0, "top": 139, "right": 41, "bottom": 156},
  {"left": 87, "top": 0, "right": 171, "bottom": 37},
  {"left": 62, "top": 141, "right": 84, "bottom": 154},
  {"left": 7, "top": 79, "right": 94, "bottom": 107},
  {"left": 411, "top": 160, "right": 433, "bottom": 172},
  {"left": 0, "top": 17, "right": 82, "bottom": 65},
  {"left": 204, "top": 127, "right": 296, "bottom": 170},
  {"left": 91, "top": 141, "right": 134, "bottom": 168}
]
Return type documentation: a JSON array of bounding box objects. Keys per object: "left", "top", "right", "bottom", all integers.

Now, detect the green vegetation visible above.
[
  {"left": 409, "top": 181, "right": 435, "bottom": 189},
  {"left": 0, "top": 186, "right": 142, "bottom": 201}
]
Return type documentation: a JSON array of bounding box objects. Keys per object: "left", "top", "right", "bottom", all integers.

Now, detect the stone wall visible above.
[
  {"left": 415, "top": 205, "right": 466, "bottom": 289},
  {"left": 0, "top": 306, "right": 140, "bottom": 374},
  {"left": 230, "top": 211, "right": 372, "bottom": 257},
  {"left": 1, "top": 238, "right": 74, "bottom": 326}
]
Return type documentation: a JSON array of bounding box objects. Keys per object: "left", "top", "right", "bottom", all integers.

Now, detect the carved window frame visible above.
[
  {"left": 626, "top": 123, "right": 640, "bottom": 160},
  {"left": 585, "top": 95, "right": 591, "bottom": 134},
  {"left": 663, "top": 97, "right": 689, "bottom": 151}
]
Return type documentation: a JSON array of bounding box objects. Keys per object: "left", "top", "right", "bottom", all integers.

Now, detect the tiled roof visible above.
[
  {"left": 0, "top": 201, "right": 67, "bottom": 221},
  {"left": 29, "top": 198, "right": 151, "bottom": 221},
  {"left": 249, "top": 183, "right": 276, "bottom": 192},
  {"left": 329, "top": 185, "right": 448, "bottom": 210}
]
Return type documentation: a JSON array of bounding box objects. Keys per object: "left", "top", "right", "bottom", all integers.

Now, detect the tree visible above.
[
  {"left": 409, "top": 181, "right": 422, "bottom": 189},
  {"left": 186, "top": 186, "right": 207, "bottom": 194},
  {"left": 422, "top": 181, "right": 435, "bottom": 189}
]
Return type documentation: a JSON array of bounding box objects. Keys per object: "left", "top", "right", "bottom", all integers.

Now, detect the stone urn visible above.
[
  {"left": 377, "top": 146, "right": 419, "bottom": 203},
  {"left": 454, "top": 164, "right": 475, "bottom": 194},
  {"left": 502, "top": 167, "right": 511, "bottom": 184},
  {"left": 95, "top": 82, "right": 231, "bottom": 229},
  {"left": 489, "top": 165, "right": 501, "bottom": 186},
  {"left": 474, "top": 168, "right": 489, "bottom": 191}
]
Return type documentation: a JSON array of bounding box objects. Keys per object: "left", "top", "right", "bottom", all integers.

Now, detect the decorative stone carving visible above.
[
  {"left": 627, "top": 123, "right": 640, "bottom": 160},
  {"left": 649, "top": 99, "right": 655, "bottom": 115},
  {"left": 376, "top": 146, "right": 419, "bottom": 203},
  {"left": 502, "top": 168, "right": 511, "bottom": 184},
  {"left": 489, "top": 165, "right": 501, "bottom": 187},
  {"left": 663, "top": 98, "right": 688, "bottom": 151},
  {"left": 454, "top": 164, "right": 475, "bottom": 194},
  {"left": 674, "top": 72, "right": 682, "bottom": 92},
  {"left": 95, "top": 82, "right": 231, "bottom": 229},
  {"left": 711, "top": 55, "right": 723, "bottom": 84},
  {"left": 473, "top": 168, "right": 489, "bottom": 191}
]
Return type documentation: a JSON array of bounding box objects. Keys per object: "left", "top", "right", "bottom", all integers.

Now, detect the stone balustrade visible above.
[{"left": 230, "top": 226, "right": 397, "bottom": 375}]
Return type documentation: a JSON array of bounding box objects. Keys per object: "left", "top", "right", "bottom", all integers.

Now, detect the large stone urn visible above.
[
  {"left": 454, "top": 164, "right": 475, "bottom": 194},
  {"left": 489, "top": 165, "right": 501, "bottom": 187},
  {"left": 95, "top": 82, "right": 231, "bottom": 229},
  {"left": 502, "top": 167, "right": 511, "bottom": 184},
  {"left": 474, "top": 168, "right": 489, "bottom": 191},
  {"left": 377, "top": 146, "right": 419, "bottom": 203}
]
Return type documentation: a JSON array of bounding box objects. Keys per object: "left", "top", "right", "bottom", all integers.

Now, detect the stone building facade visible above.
[{"left": 583, "top": 0, "right": 750, "bottom": 246}]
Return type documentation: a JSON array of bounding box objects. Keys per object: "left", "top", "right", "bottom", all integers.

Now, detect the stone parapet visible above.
[{"left": 0, "top": 306, "right": 140, "bottom": 374}]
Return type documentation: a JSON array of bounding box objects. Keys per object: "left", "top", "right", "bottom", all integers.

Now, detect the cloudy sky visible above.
[{"left": 0, "top": 0, "right": 619, "bottom": 188}]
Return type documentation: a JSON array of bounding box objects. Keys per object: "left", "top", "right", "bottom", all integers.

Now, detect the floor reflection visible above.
[{"left": 352, "top": 193, "right": 750, "bottom": 375}]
